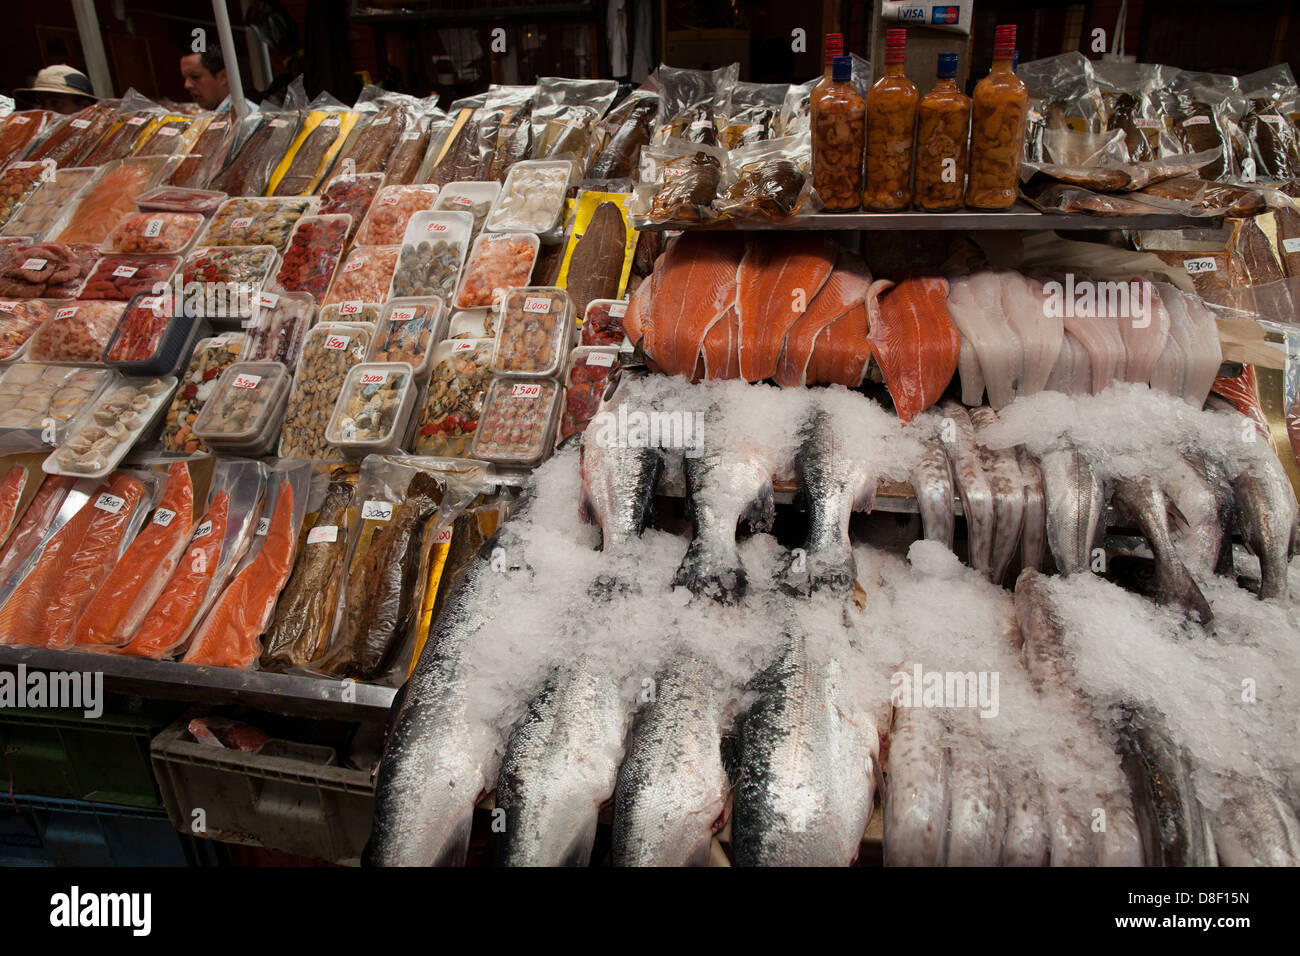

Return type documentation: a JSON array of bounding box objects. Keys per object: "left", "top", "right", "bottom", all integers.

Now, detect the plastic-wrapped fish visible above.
[{"left": 649, "top": 152, "right": 722, "bottom": 222}]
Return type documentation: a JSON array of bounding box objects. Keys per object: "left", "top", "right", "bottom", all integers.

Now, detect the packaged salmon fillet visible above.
[
  {"left": 26, "top": 102, "right": 117, "bottom": 168},
  {"left": 183, "top": 463, "right": 311, "bottom": 669},
  {"left": 41, "top": 472, "right": 153, "bottom": 649},
  {"left": 120, "top": 459, "right": 266, "bottom": 659},
  {"left": 0, "top": 474, "right": 75, "bottom": 588},
  {"left": 57, "top": 159, "right": 164, "bottom": 246},
  {"left": 71, "top": 459, "right": 195, "bottom": 647},
  {"left": 0, "top": 463, "right": 30, "bottom": 548},
  {"left": 0, "top": 111, "right": 58, "bottom": 168}
]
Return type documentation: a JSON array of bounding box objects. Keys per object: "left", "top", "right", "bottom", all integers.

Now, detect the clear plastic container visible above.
[
  {"left": 319, "top": 302, "right": 382, "bottom": 326},
  {"left": 559, "top": 345, "right": 620, "bottom": 441},
  {"left": 0, "top": 241, "right": 99, "bottom": 298},
  {"left": 318, "top": 172, "right": 384, "bottom": 242},
  {"left": 370, "top": 297, "right": 444, "bottom": 377},
  {"left": 101, "top": 291, "right": 205, "bottom": 377},
  {"left": 355, "top": 184, "right": 440, "bottom": 246},
  {"left": 388, "top": 210, "right": 471, "bottom": 304},
  {"left": 246, "top": 290, "right": 316, "bottom": 373},
  {"left": 76, "top": 253, "right": 180, "bottom": 301},
  {"left": 181, "top": 245, "right": 279, "bottom": 322},
  {"left": 199, "top": 196, "right": 318, "bottom": 252},
  {"left": 273, "top": 213, "right": 350, "bottom": 302},
  {"left": 433, "top": 181, "right": 501, "bottom": 236},
  {"left": 44, "top": 375, "right": 176, "bottom": 479},
  {"left": 0, "top": 299, "right": 60, "bottom": 363},
  {"left": 325, "top": 361, "right": 417, "bottom": 456},
  {"left": 486, "top": 160, "right": 573, "bottom": 234},
  {"left": 469, "top": 376, "right": 561, "bottom": 468},
  {"left": 101, "top": 212, "right": 203, "bottom": 255},
  {"left": 278, "top": 322, "right": 372, "bottom": 459},
  {"left": 491, "top": 286, "right": 574, "bottom": 379},
  {"left": 26, "top": 301, "right": 127, "bottom": 365},
  {"left": 446, "top": 308, "right": 495, "bottom": 340},
  {"left": 454, "top": 231, "right": 540, "bottom": 309},
  {"left": 412, "top": 338, "right": 495, "bottom": 457},
  {"left": 134, "top": 186, "right": 229, "bottom": 215},
  {"left": 323, "top": 244, "right": 399, "bottom": 307},
  {"left": 0, "top": 163, "right": 49, "bottom": 231},
  {"left": 0, "top": 167, "right": 102, "bottom": 241},
  {"left": 0, "top": 363, "right": 108, "bottom": 435},
  {"left": 192, "top": 360, "right": 292, "bottom": 455},
  {"left": 160, "top": 332, "right": 247, "bottom": 453},
  {"left": 581, "top": 298, "right": 628, "bottom": 346}
]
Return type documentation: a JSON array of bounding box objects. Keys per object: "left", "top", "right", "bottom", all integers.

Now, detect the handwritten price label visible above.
[
  {"left": 1184, "top": 257, "right": 1218, "bottom": 275},
  {"left": 511, "top": 382, "right": 542, "bottom": 398},
  {"left": 232, "top": 373, "right": 262, "bottom": 389},
  {"left": 324, "top": 334, "right": 351, "bottom": 350},
  {"left": 434, "top": 526, "right": 453, "bottom": 544},
  {"left": 452, "top": 340, "right": 475, "bottom": 352},
  {"left": 585, "top": 351, "right": 615, "bottom": 368},
  {"left": 144, "top": 218, "right": 164, "bottom": 237},
  {"left": 343, "top": 257, "right": 364, "bottom": 272},
  {"left": 451, "top": 195, "right": 473, "bottom": 206},
  {"left": 209, "top": 119, "right": 228, "bottom": 130},
  {"left": 426, "top": 220, "right": 449, "bottom": 233},
  {"left": 322, "top": 116, "right": 341, "bottom": 127},
  {"left": 258, "top": 291, "right": 279, "bottom": 308},
  {"left": 112, "top": 265, "right": 139, "bottom": 278},
  {"left": 139, "top": 296, "right": 165, "bottom": 314},
  {"left": 608, "top": 302, "right": 627, "bottom": 318},
  {"left": 372, "top": 116, "right": 391, "bottom": 127},
  {"left": 307, "top": 524, "right": 339, "bottom": 544},
  {"left": 55, "top": 307, "right": 77, "bottom": 320},
  {"left": 231, "top": 216, "right": 254, "bottom": 228},
  {"left": 338, "top": 301, "right": 362, "bottom": 316},
  {"left": 362, "top": 499, "right": 393, "bottom": 521},
  {"left": 389, "top": 307, "right": 416, "bottom": 322},
  {"left": 156, "top": 126, "right": 180, "bottom": 136},
  {"left": 20, "top": 258, "right": 48, "bottom": 271},
  {"left": 1284, "top": 238, "right": 1300, "bottom": 254},
  {"left": 94, "top": 493, "right": 126, "bottom": 514},
  {"left": 523, "top": 296, "right": 552, "bottom": 314},
  {"left": 360, "top": 370, "right": 388, "bottom": 385},
  {"left": 257, "top": 516, "right": 271, "bottom": 535},
  {"left": 153, "top": 508, "right": 176, "bottom": 527},
  {"left": 0, "top": 302, "right": 16, "bottom": 312},
  {"left": 70, "top": 118, "right": 91, "bottom": 129},
  {"left": 193, "top": 520, "right": 213, "bottom": 539},
  {"left": 380, "top": 193, "right": 400, "bottom": 205},
  {"left": 127, "top": 116, "right": 147, "bottom": 126},
  {"left": 1183, "top": 115, "right": 1211, "bottom": 127}
]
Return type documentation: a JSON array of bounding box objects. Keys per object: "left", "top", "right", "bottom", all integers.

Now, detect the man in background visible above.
[
  {"left": 181, "top": 47, "right": 231, "bottom": 111},
  {"left": 14, "top": 65, "right": 97, "bottom": 114}
]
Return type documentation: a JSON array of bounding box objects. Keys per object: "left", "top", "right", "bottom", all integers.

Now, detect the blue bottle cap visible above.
[
  {"left": 832, "top": 55, "right": 853, "bottom": 82},
  {"left": 937, "top": 53, "right": 958, "bottom": 78}
]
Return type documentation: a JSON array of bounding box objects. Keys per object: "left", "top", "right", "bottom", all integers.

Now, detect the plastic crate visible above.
[
  {"left": 150, "top": 718, "right": 375, "bottom": 865},
  {"left": 0, "top": 702, "right": 183, "bottom": 807},
  {"left": 0, "top": 793, "right": 223, "bottom": 866}
]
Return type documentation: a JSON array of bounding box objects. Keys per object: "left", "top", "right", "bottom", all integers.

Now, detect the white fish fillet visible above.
[
  {"left": 1149, "top": 324, "right": 1185, "bottom": 397},
  {"left": 1157, "top": 283, "right": 1222, "bottom": 407},
  {"left": 947, "top": 273, "right": 1022, "bottom": 410},
  {"left": 939, "top": 400, "right": 996, "bottom": 577},
  {"left": 1043, "top": 330, "right": 1092, "bottom": 395},
  {"left": 999, "top": 271, "right": 1062, "bottom": 397},
  {"left": 1118, "top": 281, "right": 1171, "bottom": 384},
  {"left": 1063, "top": 306, "right": 1125, "bottom": 395}
]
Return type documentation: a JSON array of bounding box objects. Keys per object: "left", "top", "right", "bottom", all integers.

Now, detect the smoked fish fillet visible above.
[
  {"left": 119, "top": 491, "right": 230, "bottom": 660},
  {"left": 42, "top": 473, "right": 148, "bottom": 649},
  {"left": 72, "top": 461, "right": 194, "bottom": 647},
  {"left": 183, "top": 481, "right": 296, "bottom": 669},
  {"left": 0, "top": 465, "right": 28, "bottom": 549},
  {"left": 735, "top": 233, "right": 834, "bottom": 382},
  {"left": 869, "top": 277, "right": 961, "bottom": 422},
  {"left": 0, "top": 475, "right": 74, "bottom": 588}
]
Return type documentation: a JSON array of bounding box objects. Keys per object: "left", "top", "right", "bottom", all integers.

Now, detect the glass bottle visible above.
[
  {"left": 965, "top": 24, "right": 1029, "bottom": 211},
  {"left": 812, "top": 55, "right": 866, "bottom": 212},
  {"left": 913, "top": 52, "right": 971, "bottom": 212},
  {"left": 863, "top": 29, "right": 918, "bottom": 211}
]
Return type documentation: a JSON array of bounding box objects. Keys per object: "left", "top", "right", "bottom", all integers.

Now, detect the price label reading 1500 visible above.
[{"left": 511, "top": 383, "right": 542, "bottom": 398}]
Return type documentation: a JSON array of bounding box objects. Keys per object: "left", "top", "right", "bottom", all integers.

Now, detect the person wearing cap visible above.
[
  {"left": 15, "top": 65, "right": 98, "bottom": 114},
  {"left": 181, "top": 46, "right": 231, "bottom": 112}
]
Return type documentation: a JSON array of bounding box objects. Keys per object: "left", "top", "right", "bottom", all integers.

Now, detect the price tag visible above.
[
  {"left": 232, "top": 373, "right": 262, "bottom": 389},
  {"left": 608, "top": 302, "right": 627, "bottom": 318},
  {"left": 390, "top": 306, "right": 416, "bottom": 322},
  {"left": 153, "top": 508, "right": 176, "bottom": 527},
  {"left": 11, "top": 116, "right": 28, "bottom": 125},
  {"left": 112, "top": 265, "right": 139, "bottom": 278},
  {"left": 94, "top": 493, "right": 125, "bottom": 514},
  {"left": 1184, "top": 257, "right": 1218, "bottom": 275},
  {"left": 322, "top": 116, "right": 341, "bottom": 127},
  {"left": 380, "top": 192, "right": 400, "bottom": 205},
  {"left": 1134, "top": 118, "right": 1161, "bottom": 129},
  {"left": 127, "top": 116, "right": 147, "bottom": 126},
  {"left": 452, "top": 340, "right": 475, "bottom": 352},
  {"left": 523, "top": 296, "right": 552, "bottom": 314},
  {"left": 206, "top": 337, "right": 228, "bottom": 349},
  {"left": 193, "top": 520, "right": 213, "bottom": 539},
  {"left": 1027, "top": 109, "right": 1044, "bottom": 123},
  {"left": 372, "top": 116, "right": 391, "bottom": 127},
  {"left": 139, "top": 296, "right": 164, "bottom": 313},
  {"left": 307, "top": 524, "right": 339, "bottom": 544},
  {"left": 434, "top": 526, "right": 453, "bottom": 545},
  {"left": 258, "top": 291, "right": 279, "bottom": 308},
  {"left": 1283, "top": 237, "right": 1300, "bottom": 254},
  {"left": 257, "top": 515, "right": 271, "bottom": 535},
  {"left": 511, "top": 382, "right": 541, "bottom": 398},
  {"left": 0, "top": 301, "right": 16, "bottom": 312},
  {"left": 338, "top": 302, "right": 362, "bottom": 316},
  {"left": 209, "top": 119, "right": 228, "bottom": 130},
  {"left": 451, "top": 194, "right": 473, "bottom": 206},
  {"left": 426, "top": 220, "right": 449, "bottom": 233},
  {"left": 157, "top": 126, "right": 180, "bottom": 136},
  {"left": 70, "top": 118, "right": 91, "bottom": 129},
  {"left": 585, "top": 351, "right": 615, "bottom": 368},
  {"left": 343, "top": 256, "right": 364, "bottom": 272},
  {"left": 144, "top": 218, "right": 164, "bottom": 237},
  {"left": 1182, "top": 115, "right": 1211, "bottom": 127},
  {"left": 231, "top": 216, "right": 254, "bottom": 228},
  {"left": 55, "top": 307, "right": 77, "bottom": 320},
  {"left": 324, "top": 333, "right": 351, "bottom": 349},
  {"left": 401, "top": 130, "right": 420, "bottom": 141},
  {"left": 362, "top": 499, "right": 393, "bottom": 521},
  {"left": 20, "top": 257, "right": 48, "bottom": 271},
  {"left": 270, "top": 118, "right": 289, "bottom": 128},
  {"left": 663, "top": 166, "right": 688, "bottom": 178},
  {"left": 359, "top": 369, "right": 388, "bottom": 385}
]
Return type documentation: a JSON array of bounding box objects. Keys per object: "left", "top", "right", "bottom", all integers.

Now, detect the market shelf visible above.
[
  {"left": 0, "top": 646, "right": 396, "bottom": 721},
  {"left": 635, "top": 203, "right": 1217, "bottom": 232}
]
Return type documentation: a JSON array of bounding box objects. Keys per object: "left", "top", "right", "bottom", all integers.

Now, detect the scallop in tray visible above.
[{"left": 45, "top": 375, "right": 176, "bottom": 478}]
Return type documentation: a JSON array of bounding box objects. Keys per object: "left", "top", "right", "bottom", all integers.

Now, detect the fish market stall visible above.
[{"left": 1, "top": 8, "right": 1300, "bottom": 873}]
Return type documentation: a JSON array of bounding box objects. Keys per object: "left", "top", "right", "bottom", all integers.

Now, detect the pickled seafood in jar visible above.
[
  {"left": 862, "top": 29, "right": 918, "bottom": 211},
  {"left": 965, "top": 24, "right": 1028, "bottom": 211},
  {"left": 913, "top": 53, "right": 970, "bottom": 212},
  {"left": 811, "top": 55, "right": 865, "bottom": 212}
]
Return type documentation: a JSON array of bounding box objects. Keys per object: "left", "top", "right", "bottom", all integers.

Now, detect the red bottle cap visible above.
[
  {"left": 824, "top": 33, "right": 844, "bottom": 66},
  {"left": 885, "top": 28, "right": 906, "bottom": 63},
  {"left": 993, "top": 24, "right": 1017, "bottom": 59}
]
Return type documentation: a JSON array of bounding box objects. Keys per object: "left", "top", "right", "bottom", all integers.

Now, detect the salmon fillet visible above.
[
  {"left": 869, "top": 277, "right": 961, "bottom": 422},
  {"left": 0, "top": 475, "right": 74, "bottom": 588},
  {"left": 805, "top": 303, "right": 873, "bottom": 386},
  {"left": 120, "top": 491, "right": 230, "bottom": 660},
  {"left": 700, "top": 306, "right": 741, "bottom": 380},
  {"left": 0, "top": 465, "right": 28, "bottom": 550},
  {"left": 183, "top": 480, "right": 296, "bottom": 669},
  {"left": 772, "top": 252, "right": 873, "bottom": 387},
  {"left": 735, "top": 233, "right": 835, "bottom": 382},
  {"left": 648, "top": 232, "right": 743, "bottom": 377},
  {"left": 42, "top": 473, "right": 148, "bottom": 649},
  {"left": 72, "top": 461, "right": 195, "bottom": 647}
]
